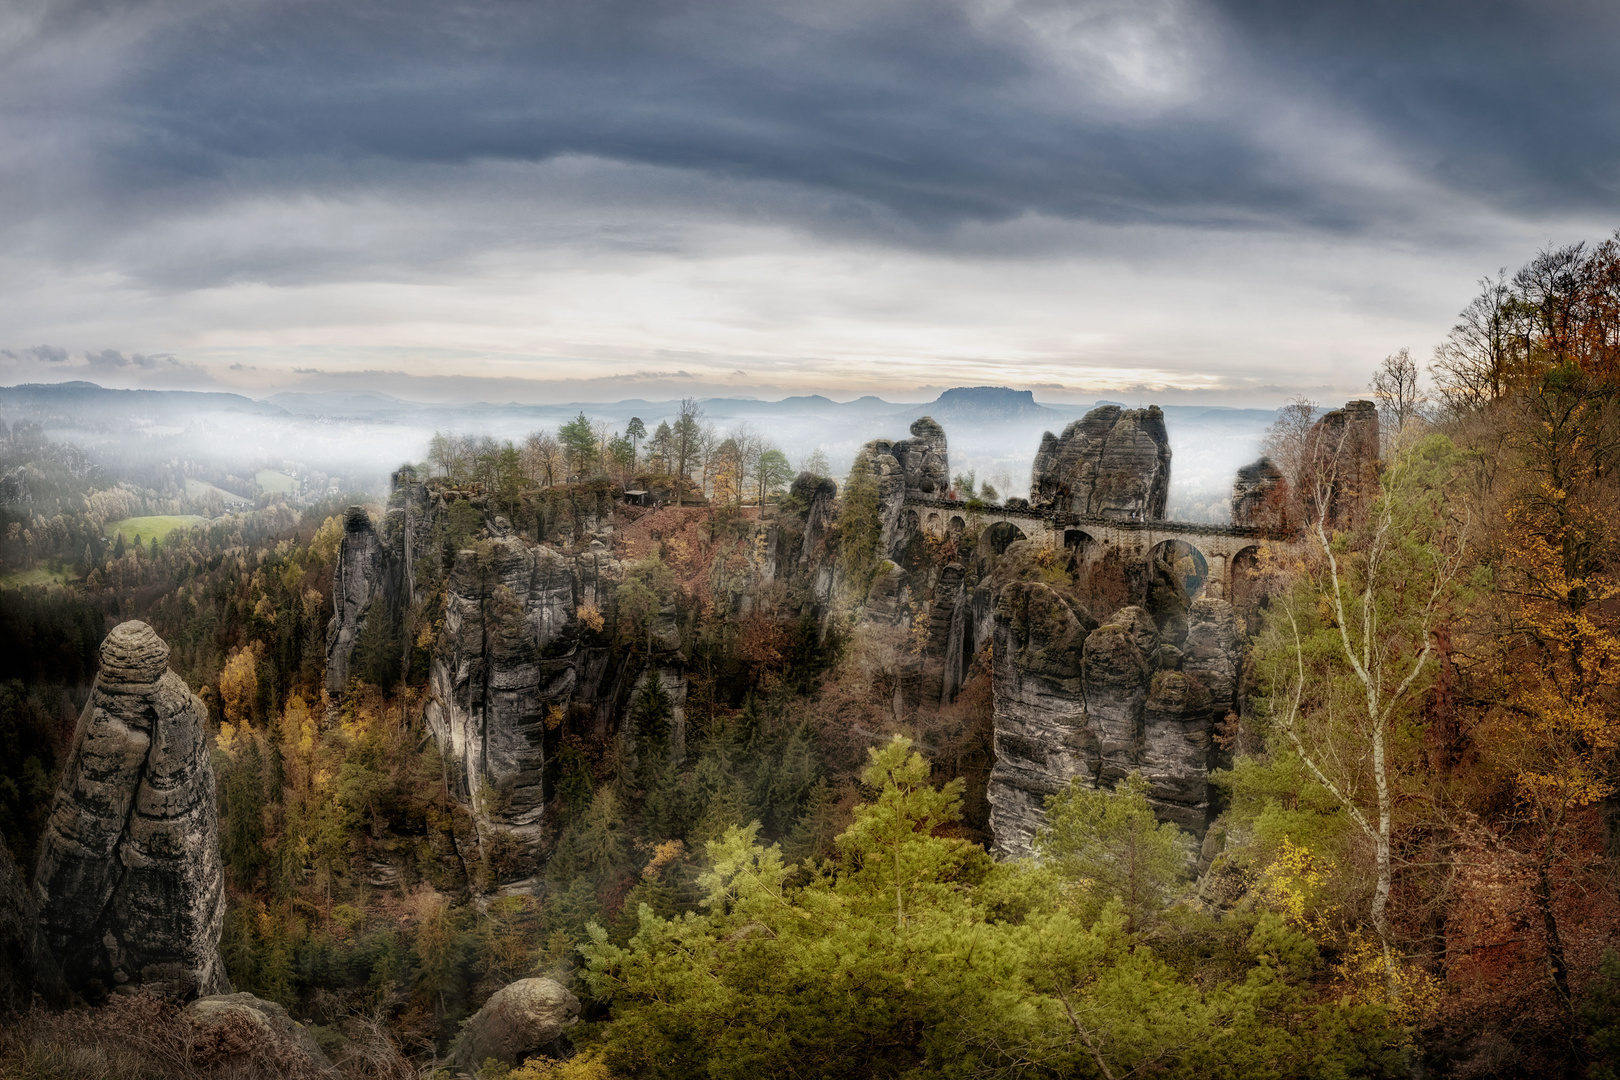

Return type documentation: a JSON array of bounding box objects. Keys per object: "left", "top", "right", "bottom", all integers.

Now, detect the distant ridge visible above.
[{"left": 897, "top": 386, "right": 1065, "bottom": 425}]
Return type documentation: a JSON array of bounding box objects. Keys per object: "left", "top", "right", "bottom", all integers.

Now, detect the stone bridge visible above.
[{"left": 904, "top": 496, "right": 1295, "bottom": 602}]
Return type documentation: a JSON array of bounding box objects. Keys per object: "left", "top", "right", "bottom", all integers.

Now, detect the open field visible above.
[
  {"left": 0, "top": 567, "right": 72, "bottom": 589},
  {"left": 107, "top": 515, "right": 209, "bottom": 545},
  {"left": 255, "top": 469, "right": 297, "bottom": 494},
  {"left": 184, "top": 477, "right": 249, "bottom": 504}
]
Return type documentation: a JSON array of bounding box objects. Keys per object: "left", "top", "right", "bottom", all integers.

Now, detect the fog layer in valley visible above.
[{"left": 0, "top": 382, "right": 1273, "bottom": 522}]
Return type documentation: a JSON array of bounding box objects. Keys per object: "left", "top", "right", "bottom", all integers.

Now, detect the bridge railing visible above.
[{"left": 901, "top": 495, "right": 1297, "bottom": 541}]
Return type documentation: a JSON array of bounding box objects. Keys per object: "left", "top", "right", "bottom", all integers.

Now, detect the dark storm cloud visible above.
[{"left": 8, "top": 0, "right": 1616, "bottom": 246}]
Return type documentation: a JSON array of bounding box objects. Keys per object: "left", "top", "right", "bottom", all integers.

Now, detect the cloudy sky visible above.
[{"left": 1, "top": 0, "right": 1616, "bottom": 405}]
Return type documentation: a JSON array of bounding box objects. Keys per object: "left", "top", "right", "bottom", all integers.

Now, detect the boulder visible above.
[
  {"left": 188, "top": 992, "right": 334, "bottom": 1075},
  {"left": 1030, "top": 405, "right": 1170, "bottom": 521},
  {"left": 32, "top": 621, "right": 228, "bottom": 1000},
  {"left": 452, "top": 977, "right": 581, "bottom": 1073}
]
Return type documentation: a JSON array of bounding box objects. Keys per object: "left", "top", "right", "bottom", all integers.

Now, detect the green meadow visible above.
[
  {"left": 255, "top": 469, "right": 297, "bottom": 494},
  {"left": 107, "top": 515, "right": 209, "bottom": 546}
]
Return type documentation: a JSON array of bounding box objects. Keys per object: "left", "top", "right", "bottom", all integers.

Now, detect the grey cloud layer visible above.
[{"left": 9, "top": 0, "right": 1616, "bottom": 243}]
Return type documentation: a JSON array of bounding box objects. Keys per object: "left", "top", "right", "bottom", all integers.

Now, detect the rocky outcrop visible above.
[
  {"left": 32, "top": 621, "right": 228, "bottom": 1000},
  {"left": 984, "top": 556, "right": 1097, "bottom": 859},
  {"left": 987, "top": 584, "right": 1241, "bottom": 856},
  {"left": 1030, "top": 405, "right": 1170, "bottom": 521},
  {"left": 1310, "top": 399, "right": 1380, "bottom": 529},
  {"left": 325, "top": 506, "right": 395, "bottom": 695},
  {"left": 795, "top": 474, "right": 838, "bottom": 567},
  {"left": 860, "top": 416, "right": 950, "bottom": 560},
  {"left": 452, "top": 977, "right": 580, "bottom": 1073},
  {"left": 1231, "top": 457, "right": 1290, "bottom": 531},
  {"left": 425, "top": 539, "right": 587, "bottom": 874},
  {"left": 188, "top": 993, "right": 335, "bottom": 1076}
]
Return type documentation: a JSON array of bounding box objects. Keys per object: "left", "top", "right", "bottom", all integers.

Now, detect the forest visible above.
[{"left": 2, "top": 234, "right": 1620, "bottom": 1080}]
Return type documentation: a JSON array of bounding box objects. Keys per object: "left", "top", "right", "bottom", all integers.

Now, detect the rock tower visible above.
[{"left": 32, "top": 621, "right": 228, "bottom": 1000}]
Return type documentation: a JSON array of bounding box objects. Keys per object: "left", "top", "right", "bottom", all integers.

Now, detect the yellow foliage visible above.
[
  {"left": 215, "top": 719, "right": 246, "bottom": 758},
  {"left": 310, "top": 514, "right": 344, "bottom": 563},
  {"left": 1257, "top": 836, "right": 1335, "bottom": 932},
  {"left": 219, "top": 642, "right": 264, "bottom": 728},
  {"left": 1334, "top": 931, "right": 1440, "bottom": 1026},
  {"left": 509, "top": 1048, "right": 614, "bottom": 1080},
  {"left": 577, "top": 604, "right": 605, "bottom": 633},
  {"left": 643, "top": 839, "right": 685, "bottom": 881},
  {"left": 545, "top": 703, "right": 567, "bottom": 731},
  {"left": 907, "top": 608, "right": 931, "bottom": 656}
]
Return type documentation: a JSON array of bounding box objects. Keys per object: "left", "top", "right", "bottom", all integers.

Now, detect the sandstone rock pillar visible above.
[{"left": 32, "top": 621, "right": 228, "bottom": 1000}]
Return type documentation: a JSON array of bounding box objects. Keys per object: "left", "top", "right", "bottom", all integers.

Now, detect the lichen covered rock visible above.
[
  {"left": 1030, "top": 405, "right": 1170, "bottom": 521},
  {"left": 452, "top": 977, "right": 581, "bottom": 1072},
  {"left": 32, "top": 621, "right": 228, "bottom": 1000}
]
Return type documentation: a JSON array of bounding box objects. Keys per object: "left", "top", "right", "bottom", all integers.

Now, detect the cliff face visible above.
[
  {"left": 325, "top": 506, "right": 395, "bottom": 694},
  {"left": 32, "top": 621, "right": 228, "bottom": 1000},
  {"left": 985, "top": 565, "right": 1242, "bottom": 857},
  {"left": 1231, "top": 399, "right": 1379, "bottom": 532},
  {"left": 860, "top": 416, "right": 949, "bottom": 560},
  {"left": 424, "top": 538, "right": 600, "bottom": 878},
  {"left": 1030, "top": 405, "right": 1170, "bottom": 521}
]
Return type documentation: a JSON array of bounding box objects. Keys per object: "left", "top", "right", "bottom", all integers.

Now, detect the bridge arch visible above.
[
  {"left": 983, "top": 520, "right": 1028, "bottom": 555},
  {"left": 1149, "top": 538, "right": 1209, "bottom": 601}
]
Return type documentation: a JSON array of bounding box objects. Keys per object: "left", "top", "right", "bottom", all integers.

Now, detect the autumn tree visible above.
[{"left": 1252, "top": 433, "right": 1471, "bottom": 992}]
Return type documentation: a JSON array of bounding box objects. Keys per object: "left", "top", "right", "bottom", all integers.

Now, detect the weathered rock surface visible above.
[
  {"left": 452, "top": 977, "right": 580, "bottom": 1072},
  {"left": 188, "top": 992, "right": 334, "bottom": 1075},
  {"left": 1030, "top": 405, "right": 1170, "bottom": 521},
  {"left": 1310, "top": 399, "right": 1380, "bottom": 528},
  {"left": 860, "top": 416, "right": 950, "bottom": 559},
  {"left": 985, "top": 559, "right": 1098, "bottom": 859},
  {"left": 32, "top": 621, "right": 228, "bottom": 1000},
  {"left": 425, "top": 539, "right": 588, "bottom": 872},
  {"left": 325, "top": 506, "right": 395, "bottom": 694},
  {"left": 1231, "top": 457, "right": 1290, "bottom": 531},
  {"left": 988, "top": 586, "right": 1238, "bottom": 856}
]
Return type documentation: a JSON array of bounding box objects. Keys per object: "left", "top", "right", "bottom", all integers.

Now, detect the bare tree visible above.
[
  {"left": 1370, "top": 348, "right": 1427, "bottom": 452},
  {"left": 522, "top": 431, "right": 564, "bottom": 488},
  {"left": 1430, "top": 272, "right": 1520, "bottom": 415}
]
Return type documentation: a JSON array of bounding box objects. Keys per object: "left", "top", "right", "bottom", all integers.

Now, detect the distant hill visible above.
[
  {"left": 0, "top": 382, "right": 287, "bottom": 422},
  {"left": 897, "top": 386, "right": 1065, "bottom": 425}
]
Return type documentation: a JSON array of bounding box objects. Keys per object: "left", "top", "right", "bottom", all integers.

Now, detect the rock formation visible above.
[
  {"left": 1309, "top": 399, "right": 1380, "bottom": 529},
  {"left": 1030, "top": 405, "right": 1170, "bottom": 521},
  {"left": 452, "top": 977, "right": 581, "bottom": 1072},
  {"left": 1230, "top": 457, "right": 1290, "bottom": 531},
  {"left": 858, "top": 416, "right": 949, "bottom": 559},
  {"left": 987, "top": 578, "right": 1243, "bottom": 856},
  {"left": 424, "top": 538, "right": 590, "bottom": 875},
  {"left": 1230, "top": 399, "right": 1378, "bottom": 533},
  {"left": 188, "top": 993, "right": 335, "bottom": 1076},
  {"left": 32, "top": 621, "right": 229, "bottom": 1000},
  {"left": 325, "top": 505, "right": 396, "bottom": 695}
]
